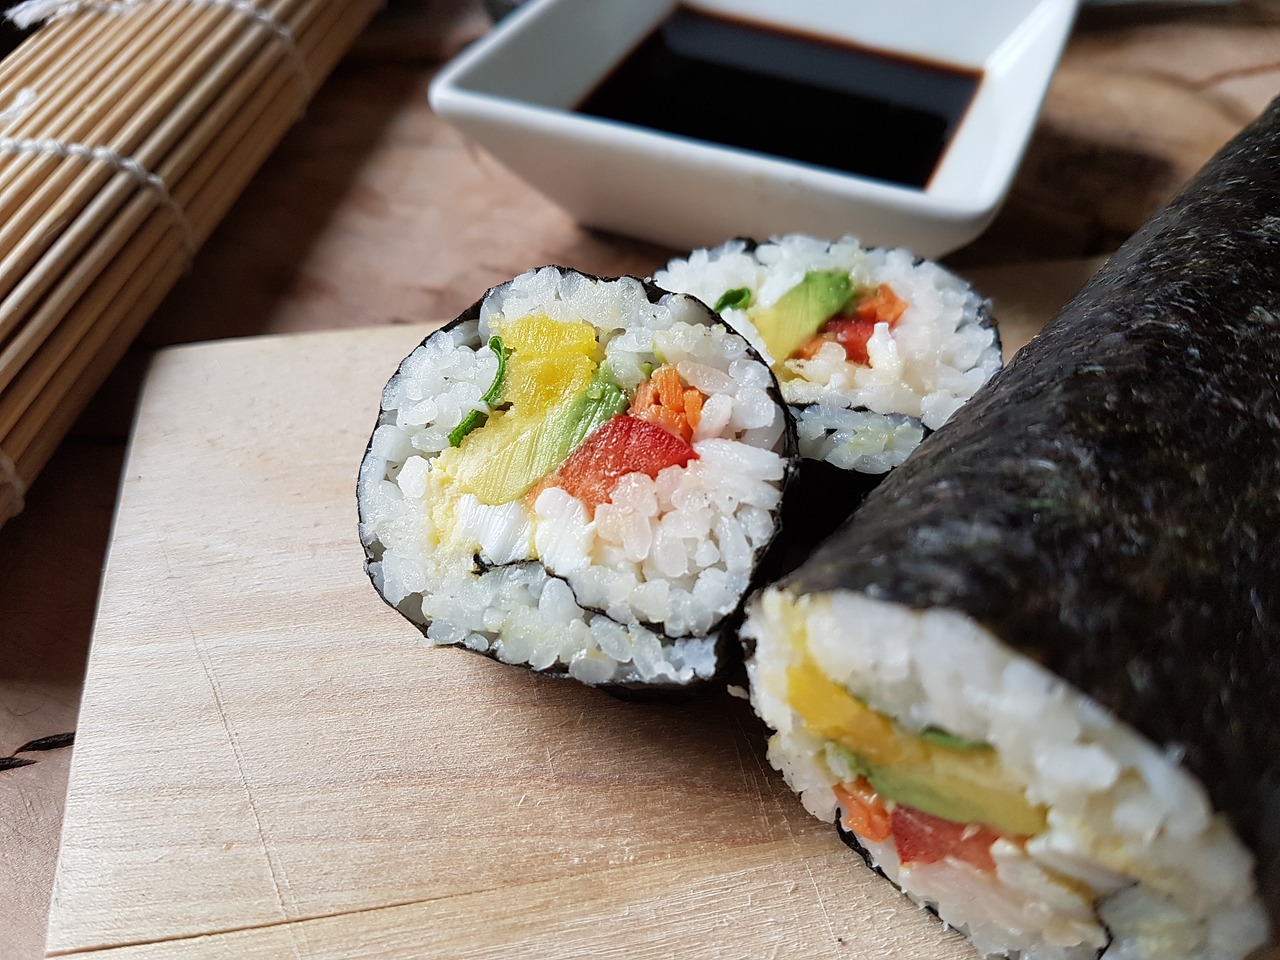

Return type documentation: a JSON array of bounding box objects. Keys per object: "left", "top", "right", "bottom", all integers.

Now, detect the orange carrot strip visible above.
[
  {"left": 833, "top": 778, "right": 892, "bottom": 843},
  {"left": 653, "top": 364, "right": 685, "bottom": 414},
  {"left": 683, "top": 388, "right": 702, "bottom": 433},
  {"left": 627, "top": 364, "right": 708, "bottom": 442},
  {"left": 629, "top": 378, "right": 656, "bottom": 414},
  {"left": 857, "top": 284, "right": 907, "bottom": 326},
  {"left": 634, "top": 405, "right": 687, "bottom": 441}
]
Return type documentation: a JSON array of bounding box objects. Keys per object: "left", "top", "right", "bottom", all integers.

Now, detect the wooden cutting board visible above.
[{"left": 45, "top": 323, "right": 989, "bottom": 959}]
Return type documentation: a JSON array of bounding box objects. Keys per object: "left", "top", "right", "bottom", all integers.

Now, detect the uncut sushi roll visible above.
[
  {"left": 740, "top": 99, "right": 1280, "bottom": 958},
  {"left": 654, "top": 235, "right": 1002, "bottom": 476},
  {"left": 358, "top": 267, "right": 795, "bottom": 690}
]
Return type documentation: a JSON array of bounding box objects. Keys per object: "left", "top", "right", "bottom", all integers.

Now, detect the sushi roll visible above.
[
  {"left": 654, "top": 235, "right": 1002, "bottom": 476},
  {"left": 358, "top": 267, "right": 795, "bottom": 690},
  {"left": 740, "top": 99, "right": 1280, "bottom": 957}
]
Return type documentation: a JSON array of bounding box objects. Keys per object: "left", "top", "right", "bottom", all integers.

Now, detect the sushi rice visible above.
[
  {"left": 358, "top": 267, "right": 793, "bottom": 687},
  {"left": 744, "top": 589, "right": 1268, "bottom": 960},
  {"left": 655, "top": 235, "right": 1002, "bottom": 474}
]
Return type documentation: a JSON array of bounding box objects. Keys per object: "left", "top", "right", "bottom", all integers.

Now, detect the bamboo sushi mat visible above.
[
  {"left": 0, "top": 0, "right": 382, "bottom": 529},
  {"left": 44, "top": 324, "right": 979, "bottom": 959}
]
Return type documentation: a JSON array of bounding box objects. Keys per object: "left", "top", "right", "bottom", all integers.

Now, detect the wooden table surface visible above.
[{"left": 1, "top": 1, "right": 1278, "bottom": 957}]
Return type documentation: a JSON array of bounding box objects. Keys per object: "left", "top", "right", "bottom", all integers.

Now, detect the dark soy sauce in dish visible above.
[{"left": 576, "top": 6, "right": 982, "bottom": 190}]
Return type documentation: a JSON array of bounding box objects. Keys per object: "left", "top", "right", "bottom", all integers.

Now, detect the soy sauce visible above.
[{"left": 576, "top": 7, "right": 981, "bottom": 190}]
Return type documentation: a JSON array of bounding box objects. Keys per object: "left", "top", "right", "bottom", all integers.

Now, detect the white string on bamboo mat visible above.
[
  {"left": 0, "top": 86, "right": 36, "bottom": 128},
  {"left": 0, "top": 447, "right": 26, "bottom": 523},
  {"left": 0, "top": 133, "right": 196, "bottom": 253},
  {"left": 5, "top": 0, "right": 313, "bottom": 105}
]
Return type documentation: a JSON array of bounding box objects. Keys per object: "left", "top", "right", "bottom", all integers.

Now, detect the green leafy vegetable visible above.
[
  {"left": 480, "top": 336, "right": 508, "bottom": 403},
  {"left": 713, "top": 287, "right": 753, "bottom": 312},
  {"left": 448, "top": 336, "right": 508, "bottom": 448}
]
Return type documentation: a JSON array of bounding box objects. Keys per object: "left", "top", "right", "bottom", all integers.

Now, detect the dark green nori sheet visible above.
[{"left": 781, "top": 98, "right": 1280, "bottom": 915}]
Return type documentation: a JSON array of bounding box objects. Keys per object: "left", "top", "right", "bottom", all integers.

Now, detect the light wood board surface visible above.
[{"left": 45, "top": 324, "right": 976, "bottom": 959}]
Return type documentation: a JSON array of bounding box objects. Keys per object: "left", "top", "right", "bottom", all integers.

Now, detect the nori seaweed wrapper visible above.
[{"left": 779, "top": 98, "right": 1280, "bottom": 918}]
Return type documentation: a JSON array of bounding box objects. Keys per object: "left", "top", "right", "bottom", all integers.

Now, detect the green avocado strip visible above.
[
  {"left": 919, "top": 726, "right": 991, "bottom": 750},
  {"left": 562, "top": 366, "right": 629, "bottom": 451},
  {"left": 750, "top": 269, "right": 857, "bottom": 361},
  {"left": 448, "top": 336, "right": 508, "bottom": 448}
]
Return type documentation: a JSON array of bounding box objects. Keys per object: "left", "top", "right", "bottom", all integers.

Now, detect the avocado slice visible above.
[
  {"left": 920, "top": 726, "right": 990, "bottom": 750},
  {"left": 787, "top": 658, "right": 1048, "bottom": 837},
  {"left": 750, "top": 269, "right": 857, "bottom": 361},
  {"left": 449, "top": 363, "right": 629, "bottom": 505},
  {"left": 866, "top": 751, "right": 1048, "bottom": 837}
]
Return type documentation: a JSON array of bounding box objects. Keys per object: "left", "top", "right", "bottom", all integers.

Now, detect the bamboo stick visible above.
[
  {"left": 3, "top": 46, "right": 316, "bottom": 460},
  {"left": 4, "top": 195, "right": 176, "bottom": 452},
  {"left": 0, "top": 14, "right": 118, "bottom": 112},
  {"left": 0, "top": 2, "right": 306, "bottom": 259},
  {"left": 7, "top": 0, "right": 374, "bottom": 428},
  {"left": 2, "top": 0, "right": 368, "bottom": 407},
  {"left": 0, "top": 0, "right": 384, "bottom": 527},
  {"left": 3, "top": 54, "right": 304, "bottom": 457},
  {"left": 0, "top": 0, "right": 330, "bottom": 285},
  {"left": 0, "top": 15, "right": 269, "bottom": 363}
]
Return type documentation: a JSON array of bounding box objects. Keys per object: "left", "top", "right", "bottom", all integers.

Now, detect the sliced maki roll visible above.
[
  {"left": 359, "top": 267, "right": 795, "bottom": 690},
  {"left": 741, "top": 99, "right": 1280, "bottom": 958},
  {"left": 656, "top": 236, "right": 1002, "bottom": 553},
  {"left": 654, "top": 235, "right": 1001, "bottom": 476}
]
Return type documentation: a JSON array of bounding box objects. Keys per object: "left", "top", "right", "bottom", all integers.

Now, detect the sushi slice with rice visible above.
[
  {"left": 741, "top": 98, "right": 1280, "bottom": 958},
  {"left": 358, "top": 266, "right": 795, "bottom": 689},
  {"left": 654, "top": 235, "right": 1002, "bottom": 476}
]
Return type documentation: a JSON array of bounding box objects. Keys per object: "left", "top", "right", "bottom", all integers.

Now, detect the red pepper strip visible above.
[
  {"left": 530, "top": 414, "right": 698, "bottom": 514},
  {"left": 890, "top": 804, "right": 1005, "bottom": 873}
]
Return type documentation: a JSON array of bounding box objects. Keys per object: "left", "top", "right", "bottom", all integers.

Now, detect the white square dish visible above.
[{"left": 429, "top": 0, "right": 1077, "bottom": 258}]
